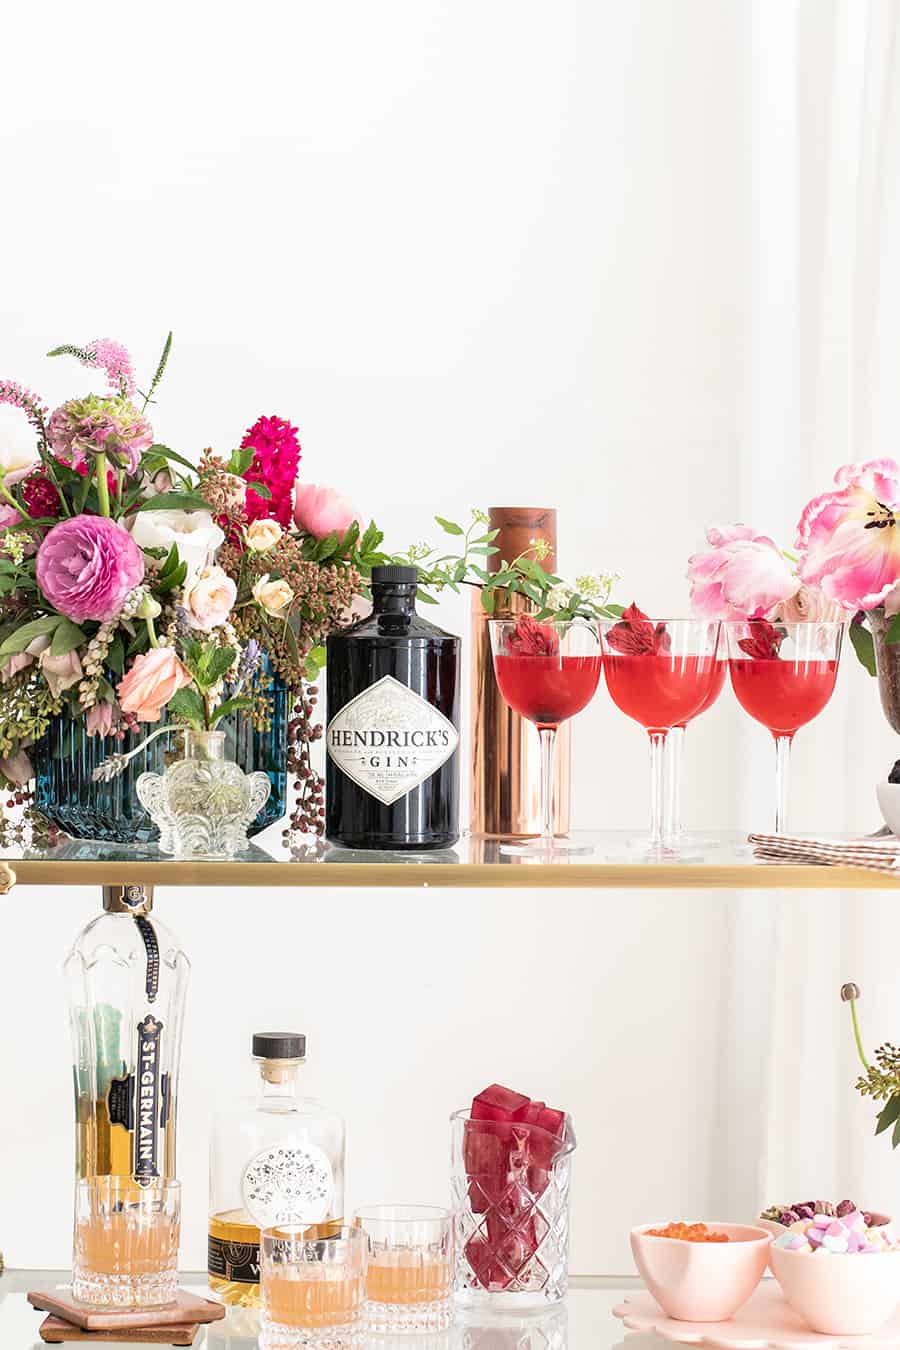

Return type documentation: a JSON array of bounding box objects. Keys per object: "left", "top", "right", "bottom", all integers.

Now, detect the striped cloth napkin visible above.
[{"left": 749, "top": 832, "right": 900, "bottom": 873}]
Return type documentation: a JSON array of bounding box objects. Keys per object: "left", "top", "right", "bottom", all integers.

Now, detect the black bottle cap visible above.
[
  {"left": 371, "top": 564, "right": 419, "bottom": 585},
  {"left": 252, "top": 1032, "right": 306, "bottom": 1060}
]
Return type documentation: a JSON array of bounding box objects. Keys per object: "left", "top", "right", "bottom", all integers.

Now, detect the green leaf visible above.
[
  {"left": 156, "top": 561, "right": 188, "bottom": 594},
  {"left": 245, "top": 481, "right": 272, "bottom": 500},
  {"left": 207, "top": 647, "right": 238, "bottom": 684},
  {"left": 886, "top": 614, "right": 900, "bottom": 645},
  {"left": 891, "top": 1111, "right": 900, "bottom": 1150},
  {"left": 340, "top": 520, "right": 360, "bottom": 553},
  {"left": 359, "top": 521, "right": 383, "bottom": 553},
  {"left": 145, "top": 332, "right": 173, "bottom": 404},
  {"left": 482, "top": 587, "right": 496, "bottom": 614},
  {"left": 126, "top": 626, "right": 151, "bottom": 658},
  {"left": 158, "top": 543, "right": 181, "bottom": 580},
  {"left": 435, "top": 516, "right": 464, "bottom": 536},
  {"left": 0, "top": 615, "right": 62, "bottom": 659},
  {"left": 313, "top": 531, "right": 340, "bottom": 562},
  {"left": 144, "top": 444, "right": 197, "bottom": 475},
  {"left": 210, "top": 695, "right": 253, "bottom": 725},
  {"left": 227, "top": 447, "right": 255, "bottom": 475},
  {"left": 417, "top": 588, "right": 438, "bottom": 604},
  {"left": 304, "top": 646, "right": 327, "bottom": 682},
  {"left": 106, "top": 634, "right": 125, "bottom": 676},
  {"left": 50, "top": 618, "right": 86, "bottom": 657},
  {"left": 137, "top": 491, "right": 211, "bottom": 513},
  {"left": 875, "top": 1094, "right": 900, "bottom": 1135},
  {"left": 849, "top": 620, "right": 877, "bottom": 676},
  {"left": 166, "top": 687, "right": 205, "bottom": 729}
]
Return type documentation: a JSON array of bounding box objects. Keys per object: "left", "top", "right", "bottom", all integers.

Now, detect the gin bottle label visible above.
[
  {"left": 241, "top": 1138, "right": 335, "bottom": 1226},
  {"left": 326, "top": 675, "right": 459, "bottom": 805}
]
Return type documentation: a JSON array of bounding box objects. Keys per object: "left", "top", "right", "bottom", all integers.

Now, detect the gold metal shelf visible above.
[{"left": 2, "top": 830, "right": 897, "bottom": 889}]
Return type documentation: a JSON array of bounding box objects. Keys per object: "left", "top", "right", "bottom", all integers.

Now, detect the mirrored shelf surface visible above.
[{"left": 1, "top": 826, "right": 897, "bottom": 888}]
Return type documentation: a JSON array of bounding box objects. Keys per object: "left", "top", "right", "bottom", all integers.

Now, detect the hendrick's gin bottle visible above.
[{"left": 326, "top": 565, "right": 460, "bottom": 849}]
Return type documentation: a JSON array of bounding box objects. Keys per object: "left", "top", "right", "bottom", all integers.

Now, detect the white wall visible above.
[{"left": 0, "top": 0, "right": 897, "bottom": 1278}]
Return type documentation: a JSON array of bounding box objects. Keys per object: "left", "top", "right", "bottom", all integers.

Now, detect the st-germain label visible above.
[
  {"left": 326, "top": 675, "right": 458, "bottom": 805},
  {"left": 134, "top": 1014, "right": 163, "bottom": 1185}
]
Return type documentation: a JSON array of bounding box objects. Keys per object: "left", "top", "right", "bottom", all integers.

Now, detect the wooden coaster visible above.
[
  {"left": 38, "top": 1314, "right": 199, "bottom": 1344},
  {"left": 28, "top": 1288, "right": 225, "bottom": 1331}
]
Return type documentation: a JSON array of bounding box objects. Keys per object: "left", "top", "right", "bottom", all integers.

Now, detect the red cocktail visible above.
[
  {"left": 489, "top": 616, "right": 602, "bottom": 855},
  {"left": 493, "top": 653, "right": 602, "bottom": 728},
  {"left": 600, "top": 609, "right": 721, "bottom": 850},
  {"left": 725, "top": 619, "right": 844, "bottom": 832},
  {"left": 666, "top": 658, "right": 729, "bottom": 842}
]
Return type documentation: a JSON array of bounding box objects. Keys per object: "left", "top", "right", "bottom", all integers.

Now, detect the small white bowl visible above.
[
  {"left": 770, "top": 1244, "right": 900, "bottom": 1335},
  {"left": 876, "top": 782, "right": 900, "bottom": 835}
]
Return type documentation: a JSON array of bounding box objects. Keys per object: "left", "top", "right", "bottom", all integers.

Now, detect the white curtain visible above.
[{"left": 718, "top": 0, "right": 900, "bottom": 1225}]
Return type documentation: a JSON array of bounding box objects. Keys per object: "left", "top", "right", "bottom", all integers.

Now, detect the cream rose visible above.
[
  {"left": 252, "top": 573, "right": 294, "bottom": 618},
  {"left": 245, "top": 518, "right": 283, "bottom": 553},
  {"left": 184, "top": 565, "right": 237, "bottom": 632},
  {"left": 39, "top": 646, "right": 83, "bottom": 698},
  {"left": 129, "top": 509, "right": 225, "bottom": 586}
]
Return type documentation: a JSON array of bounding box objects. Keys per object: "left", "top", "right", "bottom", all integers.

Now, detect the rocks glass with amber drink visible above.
[
  {"left": 260, "top": 1226, "right": 366, "bottom": 1350},
  {"left": 72, "top": 1177, "right": 180, "bottom": 1307},
  {"left": 353, "top": 1204, "right": 453, "bottom": 1333}
]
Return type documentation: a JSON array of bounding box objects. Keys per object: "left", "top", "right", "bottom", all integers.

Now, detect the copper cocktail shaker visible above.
[{"left": 468, "top": 506, "right": 571, "bottom": 838}]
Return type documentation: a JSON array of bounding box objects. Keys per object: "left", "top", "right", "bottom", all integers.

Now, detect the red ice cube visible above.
[
  {"left": 463, "top": 1119, "right": 509, "bottom": 1212},
  {"left": 472, "top": 1084, "right": 530, "bottom": 1122},
  {"left": 512, "top": 1099, "right": 566, "bottom": 1139},
  {"left": 465, "top": 1230, "right": 534, "bottom": 1291}
]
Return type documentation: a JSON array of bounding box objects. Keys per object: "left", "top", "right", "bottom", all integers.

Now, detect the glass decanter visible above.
[
  {"left": 65, "top": 884, "right": 190, "bottom": 1183},
  {"left": 137, "top": 728, "right": 270, "bottom": 859}
]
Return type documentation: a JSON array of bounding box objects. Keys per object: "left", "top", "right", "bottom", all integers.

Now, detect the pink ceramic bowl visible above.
[
  {"left": 770, "top": 1244, "right": 900, "bottom": 1335},
  {"left": 631, "top": 1223, "right": 772, "bottom": 1322}
]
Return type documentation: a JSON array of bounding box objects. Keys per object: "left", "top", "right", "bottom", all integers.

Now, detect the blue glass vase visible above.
[{"left": 34, "top": 655, "right": 290, "bottom": 843}]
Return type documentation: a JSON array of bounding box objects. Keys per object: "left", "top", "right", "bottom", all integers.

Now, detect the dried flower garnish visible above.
[
  {"left": 738, "top": 618, "right": 785, "bottom": 660},
  {"left": 504, "top": 615, "right": 560, "bottom": 656},
  {"left": 605, "top": 603, "right": 671, "bottom": 655}
]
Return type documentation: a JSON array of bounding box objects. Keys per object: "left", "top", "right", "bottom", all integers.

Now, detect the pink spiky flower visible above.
[
  {"left": 240, "top": 414, "right": 302, "bottom": 527},
  {"left": 85, "top": 339, "right": 136, "bottom": 398},
  {"left": 0, "top": 379, "right": 49, "bottom": 438}
]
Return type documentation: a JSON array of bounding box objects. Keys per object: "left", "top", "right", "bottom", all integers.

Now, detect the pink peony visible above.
[
  {"left": 86, "top": 700, "right": 119, "bottom": 737},
  {"left": 796, "top": 459, "right": 900, "bottom": 611},
  {"left": 241, "top": 414, "right": 301, "bottom": 527},
  {"left": 36, "top": 515, "right": 145, "bottom": 623},
  {"left": 117, "top": 648, "right": 192, "bottom": 723},
  {"left": 294, "top": 482, "right": 359, "bottom": 540},
  {"left": 688, "top": 524, "right": 798, "bottom": 620}
]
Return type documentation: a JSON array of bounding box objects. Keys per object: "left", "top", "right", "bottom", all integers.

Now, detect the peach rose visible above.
[
  {"left": 183, "top": 565, "right": 237, "bottom": 633},
  {"left": 252, "top": 573, "right": 294, "bottom": 618},
  {"left": 117, "top": 647, "right": 193, "bottom": 723},
  {"left": 245, "top": 518, "right": 283, "bottom": 553}
]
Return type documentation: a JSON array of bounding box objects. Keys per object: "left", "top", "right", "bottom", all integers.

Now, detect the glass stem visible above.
[
  {"left": 538, "top": 725, "right": 557, "bottom": 847},
  {"left": 774, "top": 734, "right": 793, "bottom": 834},
  {"left": 665, "top": 725, "right": 685, "bottom": 840},
  {"left": 648, "top": 730, "right": 667, "bottom": 847}
]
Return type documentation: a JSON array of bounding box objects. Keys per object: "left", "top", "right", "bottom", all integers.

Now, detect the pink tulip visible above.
[
  {"left": 688, "top": 524, "right": 798, "bottom": 620},
  {"left": 797, "top": 459, "right": 900, "bottom": 611},
  {"left": 293, "top": 482, "right": 359, "bottom": 540}
]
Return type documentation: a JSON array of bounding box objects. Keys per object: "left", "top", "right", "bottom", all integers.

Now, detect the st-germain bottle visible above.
[
  {"left": 326, "top": 564, "right": 460, "bottom": 849},
  {"left": 208, "top": 1032, "right": 345, "bottom": 1307}
]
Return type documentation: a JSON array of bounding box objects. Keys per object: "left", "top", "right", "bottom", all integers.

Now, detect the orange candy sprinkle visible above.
[{"left": 645, "top": 1222, "right": 730, "bottom": 1243}]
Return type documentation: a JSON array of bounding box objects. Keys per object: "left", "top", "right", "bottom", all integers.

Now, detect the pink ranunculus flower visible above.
[
  {"left": 293, "top": 482, "right": 359, "bottom": 540},
  {"left": 0, "top": 748, "right": 33, "bottom": 786},
  {"left": 36, "top": 515, "right": 145, "bottom": 623},
  {"left": 117, "top": 647, "right": 193, "bottom": 723},
  {"left": 86, "top": 700, "right": 119, "bottom": 737},
  {"left": 796, "top": 459, "right": 900, "bottom": 611},
  {"left": 688, "top": 524, "right": 799, "bottom": 620}
]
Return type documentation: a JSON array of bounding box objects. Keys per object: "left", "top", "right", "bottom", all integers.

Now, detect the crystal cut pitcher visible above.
[{"left": 65, "top": 885, "right": 190, "bottom": 1183}]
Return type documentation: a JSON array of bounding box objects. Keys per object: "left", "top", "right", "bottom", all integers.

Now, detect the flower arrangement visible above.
[{"left": 0, "top": 337, "right": 622, "bottom": 846}]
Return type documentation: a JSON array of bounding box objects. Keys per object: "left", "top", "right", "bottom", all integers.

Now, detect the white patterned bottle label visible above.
[
  {"left": 240, "top": 1139, "right": 334, "bottom": 1227},
  {"left": 326, "top": 674, "right": 458, "bottom": 805}
]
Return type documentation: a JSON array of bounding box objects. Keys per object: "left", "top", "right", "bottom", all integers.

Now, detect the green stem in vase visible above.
[
  {"left": 842, "top": 982, "right": 870, "bottom": 1071},
  {"left": 94, "top": 451, "right": 111, "bottom": 517}
]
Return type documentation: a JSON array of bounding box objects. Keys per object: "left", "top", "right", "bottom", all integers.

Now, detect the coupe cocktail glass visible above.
[
  {"left": 260, "top": 1226, "right": 366, "bottom": 1350},
  {"left": 72, "top": 1177, "right": 180, "bottom": 1307},
  {"left": 664, "top": 657, "right": 728, "bottom": 844},
  {"left": 600, "top": 616, "right": 721, "bottom": 851},
  {"left": 489, "top": 617, "right": 601, "bottom": 856},
  {"left": 353, "top": 1204, "right": 453, "bottom": 1333},
  {"left": 726, "top": 619, "right": 843, "bottom": 833}
]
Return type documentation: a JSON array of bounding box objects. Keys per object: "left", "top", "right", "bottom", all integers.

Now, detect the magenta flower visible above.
[
  {"left": 796, "top": 459, "right": 900, "bottom": 611},
  {"left": 688, "top": 524, "right": 798, "bottom": 619},
  {"left": 241, "top": 414, "right": 301, "bottom": 527},
  {"left": 36, "top": 515, "right": 145, "bottom": 623},
  {"left": 48, "top": 394, "right": 153, "bottom": 474}
]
